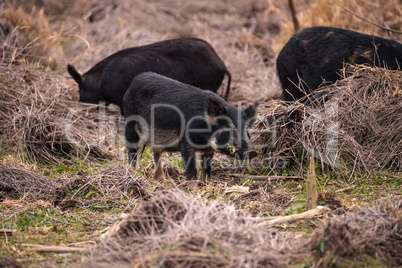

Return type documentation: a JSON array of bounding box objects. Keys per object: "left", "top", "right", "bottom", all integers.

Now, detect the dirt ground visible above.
[{"left": 0, "top": 0, "right": 401, "bottom": 267}]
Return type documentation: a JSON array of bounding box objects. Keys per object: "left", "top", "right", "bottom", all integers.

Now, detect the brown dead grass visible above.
[
  {"left": 0, "top": 160, "right": 152, "bottom": 211},
  {"left": 0, "top": 3, "right": 65, "bottom": 68},
  {"left": 60, "top": 164, "right": 151, "bottom": 210},
  {"left": 0, "top": 162, "right": 64, "bottom": 203},
  {"left": 275, "top": 0, "right": 402, "bottom": 51},
  {"left": 83, "top": 190, "right": 401, "bottom": 267},
  {"left": 83, "top": 190, "right": 304, "bottom": 268},
  {"left": 308, "top": 196, "right": 402, "bottom": 267},
  {"left": 0, "top": 55, "right": 116, "bottom": 164}
]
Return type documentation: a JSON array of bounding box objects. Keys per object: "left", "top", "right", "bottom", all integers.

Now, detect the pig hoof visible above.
[{"left": 244, "top": 150, "right": 258, "bottom": 159}]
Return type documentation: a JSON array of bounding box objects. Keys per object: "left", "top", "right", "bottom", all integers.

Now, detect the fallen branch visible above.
[
  {"left": 231, "top": 174, "right": 303, "bottom": 182},
  {"left": 224, "top": 186, "right": 249, "bottom": 194},
  {"left": 258, "top": 206, "right": 330, "bottom": 227},
  {"left": 21, "top": 244, "right": 90, "bottom": 252}
]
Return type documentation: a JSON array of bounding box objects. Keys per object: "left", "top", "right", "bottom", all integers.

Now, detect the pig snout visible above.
[{"left": 234, "top": 139, "right": 258, "bottom": 160}]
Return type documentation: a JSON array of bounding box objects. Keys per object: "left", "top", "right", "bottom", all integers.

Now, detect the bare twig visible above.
[
  {"left": 224, "top": 186, "right": 249, "bottom": 194},
  {"left": 288, "top": 0, "right": 299, "bottom": 31}
]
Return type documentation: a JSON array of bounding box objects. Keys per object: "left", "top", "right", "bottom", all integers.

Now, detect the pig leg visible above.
[
  {"left": 128, "top": 147, "right": 139, "bottom": 168},
  {"left": 125, "top": 121, "right": 141, "bottom": 168},
  {"left": 153, "top": 150, "right": 163, "bottom": 180},
  {"left": 201, "top": 153, "right": 214, "bottom": 183},
  {"left": 128, "top": 145, "right": 140, "bottom": 168},
  {"left": 180, "top": 142, "right": 197, "bottom": 180}
]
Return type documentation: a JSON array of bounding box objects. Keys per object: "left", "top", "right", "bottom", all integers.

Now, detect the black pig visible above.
[
  {"left": 277, "top": 26, "right": 402, "bottom": 101},
  {"left": 123, "top": 72, "right": 258, "bottom": 181},
  {"left": 68, "top": 38, "right": 231, "bottom": 114}
]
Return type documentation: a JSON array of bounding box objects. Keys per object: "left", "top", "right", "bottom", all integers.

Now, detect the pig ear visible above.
[
  {"left": 245, "top": 101, "right": 259, "bottom": 118},
  {"left": 67, "top": 64, "right": 82, "bottom": 86},
  {"left": 207, "top": 97, "right": 226, "bottom": 117}
]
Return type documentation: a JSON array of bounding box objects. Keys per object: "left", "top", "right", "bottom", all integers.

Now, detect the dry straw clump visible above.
[
  {"left": 83, "top": 191, "right": 401, "bottom": 267},
  {"left": 0, "top": 160, "right": 151, "bottom": 210},
  {"left": 61, "top": 164, "right": 151, "bottom": 209},
  {"left": 0, "top": 54, "right": 116, "bottom": 164},
  {"left": 0, "top": 162, "right": 64, "bottom": 203},
  {"left": 308, "top": 196, "right": 402, "bottom": 267},
  {"left": 83, "top": 190, "right": 303, "bottom": 268},
  {"left": 253, "top": 66, "right": 402, "bottom": 175}
]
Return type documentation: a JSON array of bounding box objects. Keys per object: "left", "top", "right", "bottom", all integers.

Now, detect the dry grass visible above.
[
  {"left": 60, "top": 164, "right": 151, "bottom": 210},
  {"left": 0, "top": 2, "right": 400, "bottom": 266},
  {"left": 0, "top": 55, "right": 116, "bottom": 164},
  {"left": 308, "top": 196, "right": 402, "bottom": 267},
  {"left": 0, "top": 159, "right": 152, "bottom": 211},
  {"left": 0, "top": 162, "right": 64, "bottom": 203},
  {"left": 0, "top": 3, "right": 66, "bottom": 68},
  {"left": 83, "top": 190, "right": 401, "bottom": 267},
  {"left": 253, "top": 65, "right": 402, "bottom": 175},
  {"left": 274, "top": 0, "right": 402, "bottom": 51},
  {"left": 83, "top": 190, "right": 303, "bottom": 268}
]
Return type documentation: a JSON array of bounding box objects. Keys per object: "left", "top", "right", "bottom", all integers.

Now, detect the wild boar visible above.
[
  {"left": 68, "top": 38, "right": 232, "bottom": 114},
  {"left": 277, "top": 26, "right": 402, "bottom": 101},
  {"left": 123, "top": 72, "right": 258, "bottom": 181}
]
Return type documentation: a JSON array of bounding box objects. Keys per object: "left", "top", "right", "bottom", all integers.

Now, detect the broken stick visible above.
[
  {"left": 21, "top": 244, "right": 90, "bottom": 253},
  {"left": 257, "top": 206, "right": 329, "bottom": 227},
  {"left": 306, "top": 149, "right": 318, "bottom": 210}
]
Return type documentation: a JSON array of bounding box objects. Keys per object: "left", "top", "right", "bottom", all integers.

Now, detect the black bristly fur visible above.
[
  {"left": 67, "top": 38, "right": 232, "bottom": 114},
  {"left": 123, "top": 72, "right": 258, "bottom": 181},
  {"left": 277, "top": 26, "right": 402, "bottom": 101}
]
